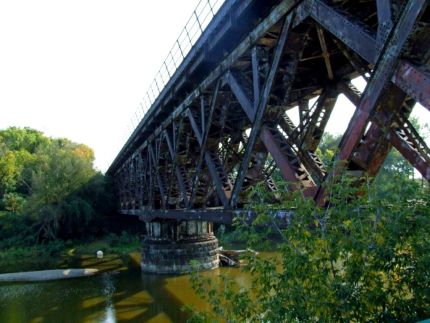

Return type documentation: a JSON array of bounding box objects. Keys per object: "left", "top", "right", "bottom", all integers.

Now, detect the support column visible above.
[{"left": 141, "top": 218, "right": 219, "bottom": 274}]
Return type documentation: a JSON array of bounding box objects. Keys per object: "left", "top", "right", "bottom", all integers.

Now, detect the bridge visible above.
[{"left": 107, "top": 0, "right": 430, "bottom": 273}]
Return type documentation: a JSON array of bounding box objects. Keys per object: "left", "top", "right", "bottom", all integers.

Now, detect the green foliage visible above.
[
  {"left": 28, "top": 139, "right": 94, "bottom": 207},
  {"left": 78, "top": 173, "right": 117, "bottom": 218},
  {"left": 189, "top": 175, "right": 430, "bottom": 322},
  {"left": 0, "top": 127, "right": 116, "bottom": 244},
  {"left": 103, "top": 231, "right": 141, "bottom": 254},
  {"left": 64, "top": 231, "right": 140, "bottom": 257},
  {"left": 0, "top": 232, "right": 140, "bottom": 273},
  {"left": 0, "top": 241, "right": 68, "bottom": 273},
  {"left": 316, "top": 116, "right": 428, "bottom": 183},
  {"left": 0, "top": 127, "right": 49, "bottom": 153},
  {"left": 24, "top": 139, "right": 97, "bottom": 240},
  {"left": 2, "top": 192, "right": 26, "bottom": 212},
  {"left": 0, "top": 212, "right": 35, "bottom": 248},
  {"left": 316, "top": 132, "right": 341, "bottom": 165}
]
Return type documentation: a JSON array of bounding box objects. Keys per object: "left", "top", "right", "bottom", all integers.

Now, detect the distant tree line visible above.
[{"left": 0, "top": 127, "right": 116, "bottom": 247}]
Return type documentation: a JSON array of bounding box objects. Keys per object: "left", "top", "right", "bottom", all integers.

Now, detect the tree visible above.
[
  {"left": 0, "top": 128, "right": 48, "bottom": 200},
  {"left": 0, "top": 127, "right": 48, "bottom": 153},
  {"left": 0, "top": 151, "right": 19, "bottom": 198},
  {"left": 189, "top": 175, "right": 430, "bottom": 322},
  {"left": 316, "top": 132, "right": 341, "bottom": 165},
  {"left": 28, "top": 139, "right": 94, "bottom": 207},
  {"left": 2, "top": 192, "right": 26, "bottom": 213},
  {"left": 0, "top": 127, "right": 112, "bottom": 243},
  {"left": 26, "top": 139, "right": 96, "bottom": 240},
  {"left": 188, "top": 119, "right": 430, "bottom": 322}
]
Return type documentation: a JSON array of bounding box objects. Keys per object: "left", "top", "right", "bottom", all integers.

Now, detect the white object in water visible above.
[{"left": 96, "top": 250, "right": 104, "bottom": 259}]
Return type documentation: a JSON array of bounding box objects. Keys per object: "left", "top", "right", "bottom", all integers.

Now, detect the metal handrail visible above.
[{"left": 125, "top": 0, "right": 224, "bottom": 139}]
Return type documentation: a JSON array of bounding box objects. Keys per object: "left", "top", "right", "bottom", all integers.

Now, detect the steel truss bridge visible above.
[{"left": 108, "top": 0, "right": 430, "bottom": 225}]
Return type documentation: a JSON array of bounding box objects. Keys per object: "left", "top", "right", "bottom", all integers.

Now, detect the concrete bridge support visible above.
[{"left": 141, "top": 219, "right": 219, "bottom": 274}]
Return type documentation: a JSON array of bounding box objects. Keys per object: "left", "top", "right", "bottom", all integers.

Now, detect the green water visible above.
[{"left": 0, "top": 252, "right": 265, "bottom": 323}]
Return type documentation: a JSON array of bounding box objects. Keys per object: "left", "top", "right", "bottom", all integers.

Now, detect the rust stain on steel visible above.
[{"left": 111, "top": 0, "right": 429, "bottom": 217}]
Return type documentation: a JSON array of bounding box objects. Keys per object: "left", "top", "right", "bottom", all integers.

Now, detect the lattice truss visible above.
[{"left": 114, "top": 0, "right": 430, "bottom": 212}]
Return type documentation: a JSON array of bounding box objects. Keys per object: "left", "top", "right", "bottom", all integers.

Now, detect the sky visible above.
[
  {"left": 0, "top": 0, "right": 200, "bottom": 172},
  {"left": 0, "top": 0, "right": 428, "bottom": 173}
]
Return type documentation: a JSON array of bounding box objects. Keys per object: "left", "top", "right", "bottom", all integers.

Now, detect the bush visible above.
[
  {"left": 0, "top": 212, "right": 35, "bottom": 248},
  {"left": 2, "top": 192, "right": 26, "bottom": 213},
  {"left": 189, "top": 175, "right": 430, "bottom": 322},
  {"left": 0, "top": 127, "right": 116, "bottom": 243}
]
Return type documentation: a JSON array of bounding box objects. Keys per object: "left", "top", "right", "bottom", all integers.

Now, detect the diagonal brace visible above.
[{"left": 230, "top": 13, "right": 293, "bottom": 207}]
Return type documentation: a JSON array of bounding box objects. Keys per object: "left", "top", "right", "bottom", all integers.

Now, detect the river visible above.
[{"left": 0, "top": 252, "right": 268, "bottom": 322}]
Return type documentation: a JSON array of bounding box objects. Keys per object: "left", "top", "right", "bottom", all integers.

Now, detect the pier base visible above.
[{"left": 141, "top": 219, "right": 219, "bottom": 274}]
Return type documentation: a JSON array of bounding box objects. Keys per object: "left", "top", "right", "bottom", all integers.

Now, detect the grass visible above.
[
  {"left": 0, "top": 231, "right": 141, "bottom": 273},
  {"left": 73, "top": 232, "right": 140, "bottom": 255}
]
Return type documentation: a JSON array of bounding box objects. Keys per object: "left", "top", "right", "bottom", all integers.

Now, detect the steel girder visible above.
[{"left": 113, "top": 0, "right": 430, "bottom": 218}]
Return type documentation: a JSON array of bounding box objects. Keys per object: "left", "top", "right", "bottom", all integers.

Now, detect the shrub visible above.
[{"left": 189, "top": 175, "right": 430, "bottom": 322}]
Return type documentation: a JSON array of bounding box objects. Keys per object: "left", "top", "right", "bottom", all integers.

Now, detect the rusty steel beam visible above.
[
  {"left": 334, "top": 39, "right": 370, "bottom": 81},
  {"left": 189, "top": 80, "right": 221, "bottom": 208},
  {"left": 299, "top": 89, "right": 337, "bottom": 152},
  {"left": 298, "top": 99, "right": 310, "bottom": 125},
  {"left": 308, "top": 0, "right": 377, "bottom": 64},
  {"left": 228, "top": 27, "right": 318, "bottom": 204},
  {"left": 230, "top": 13, "right": 294, "bottom": 206},
  {"left": 111, "top": 0, "right": 429, "bottom": 219},
  {"left": 337, "top": 0, "right": 425, "bottom": 162},
  {"left": 187, "top": 108, "right": 232, "bottom": 207},
  {"left": 391, "top": 133, "right": 430, "bottom": 181},
  {"left": 338, "top": 80, "right": 410, "bottom": 177},
  {"left": 165, "top": 130, "right": 189, "bottom": 206},
  {"left": 147, "top": 150, "right": 154, "bottom": 208},
  {"left": 226, "top": 72, "right": 254, "bottom": 121},
  {"left": 110, "top": 0, "right": 305, "bottom": 177},
  {"left": 252, "top": 46, "right": 261, "bottom": 110},
  {"left": 316, "top": 26, "right": 334, "bottom": 80},
  {"left": 376, "top": 0, "right": 393, "bottom": 52},
  {"left": 277, "top": 114, "right": 326, "bottom": 183},
  {"left": 392, "top": 61, "right": 430, "bottom": 112},
  {"left": 187, "top": 109, "right": 203, "bottom": 144},
  {"left": 204, "top": 152, "right": 232, "bottom": 207},
  {"left": 338, "top": 81, "right": 362, "bottom": 106},
  {"left": 336, "top": 62, "right": 429, "bottom": 180},
  {"left": 138, "top": 209, "right": 236, "bottom": 224},
  {"left": 316, "top": 0, "right": 427, "bottom": 204},
  {"left": 139, "top": 155, "right": 150, "bottom": 206},
  {"left": 310, "top": 0, "right": 429, "bottom": 110},
  {"left": 390, "top": 115, "right": 430, "bottom": 181},
  {"left": 260, "top": 124, "right": 317, "bottom": 197},
  {"left": 148, "top": 143, "right": 167, "bottom": 209}
]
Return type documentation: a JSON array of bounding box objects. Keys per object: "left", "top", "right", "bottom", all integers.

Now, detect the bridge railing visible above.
[{"left": 125, "top": 0, "right": 224, "bottom": 137}]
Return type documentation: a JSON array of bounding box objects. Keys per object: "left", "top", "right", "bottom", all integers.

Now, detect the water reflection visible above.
[
  {"left": 102, "top": 273, "right": 116, "bottom": 323},
  {"left": 0, "top": 260, "right": 209, "bottom": 322},
  {"left": 0, "top": 252, "right": 274, "bottom": 322}
]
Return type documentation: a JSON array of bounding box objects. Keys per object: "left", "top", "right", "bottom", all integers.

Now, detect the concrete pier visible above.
[{"left": 141, "top": 219, "right": 219, "bottom": 274}]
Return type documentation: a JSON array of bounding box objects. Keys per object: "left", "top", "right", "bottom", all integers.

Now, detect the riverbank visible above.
[
  {"left": 0, "top": 232, "right": 140, "bottom": 274},
  {"left": 0, "top": 226, "right": 281, "bottom": 275}
]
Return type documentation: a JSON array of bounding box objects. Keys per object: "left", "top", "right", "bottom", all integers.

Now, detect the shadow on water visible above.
[
  {"left": 0, "top": 250, "right": 278, "bottom": 322},
  {"left": 0, "top": 253, "right": 217, "bottom": 323}
]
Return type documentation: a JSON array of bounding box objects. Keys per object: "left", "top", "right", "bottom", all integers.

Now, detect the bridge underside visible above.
[
  {"left": 109, "top": 0, "right": 429, "bottom": 272},
  {"left": 112, "top": 0, "right": 429, "bottom": 213}
]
